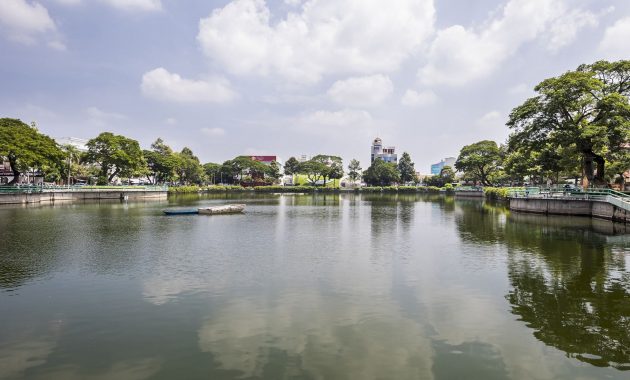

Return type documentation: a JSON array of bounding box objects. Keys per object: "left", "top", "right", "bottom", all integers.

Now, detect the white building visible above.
[{"left": 371, "top": 137, "right": 397, "bottom": 163}]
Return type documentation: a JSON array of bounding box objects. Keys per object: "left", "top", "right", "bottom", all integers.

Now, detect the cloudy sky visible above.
[{"left": 1, "top": 0, "right": 629, "bottom": 172}]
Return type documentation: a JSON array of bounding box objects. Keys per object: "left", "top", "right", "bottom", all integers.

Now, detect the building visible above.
[
  {"left": 430, "top": 157, "right": 456, "bottom": 175},
  {"left": 371, "top": 137, "right": 397, "bottom": 163},
  {"left": 249, "top": 155, "right": 280, "bottom": 166}
]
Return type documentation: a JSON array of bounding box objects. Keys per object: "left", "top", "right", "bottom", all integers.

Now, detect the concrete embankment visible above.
[
  {"left": 509, "top": 197, "right": 630, "bottom": 223},
  {"left": 0, "top": 190, "right": 167, "bottom": 204}
]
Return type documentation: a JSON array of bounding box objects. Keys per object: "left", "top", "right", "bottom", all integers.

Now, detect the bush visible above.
[
  {"left": 483, "top": 187, "right": 509, "bottom": 200},
  {"left": 168, "top": 185, "right": 201, "bottom": 194},
  {"left": 253, "top": 185, "right": 315, "bottom": 193}
]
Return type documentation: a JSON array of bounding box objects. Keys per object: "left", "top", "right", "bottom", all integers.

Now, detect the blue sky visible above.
[{"left": 1, "top": 0, "right": 629, "bottom": 173}]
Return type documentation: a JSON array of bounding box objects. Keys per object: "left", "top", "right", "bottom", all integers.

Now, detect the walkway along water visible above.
[
  {"left": 508, "top": 188, "right": 630, "bottom": 223},
  {"left": 0, "top": 185, "right": 168, "bottom": 204}
]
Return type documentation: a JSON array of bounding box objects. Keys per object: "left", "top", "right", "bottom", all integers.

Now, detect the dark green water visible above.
[{"left": 1, "top": 194, "right": 628, "bottom": 379}]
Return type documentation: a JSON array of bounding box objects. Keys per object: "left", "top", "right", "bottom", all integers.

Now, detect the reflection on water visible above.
[
  {"left": 0, "top": 194, "right": 628, "bottom": 379},
  {"left": 455, "top": 200, "right": 630, "bottom": 371}
]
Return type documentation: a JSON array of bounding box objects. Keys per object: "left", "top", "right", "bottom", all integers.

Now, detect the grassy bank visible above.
[{"left": 168, "top": 185, "right": 456, "bottom": 194}]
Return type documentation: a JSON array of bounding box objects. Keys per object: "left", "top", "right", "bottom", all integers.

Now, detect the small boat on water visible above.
[
  {"left": 163, "top": 208, "right": 199, "bottom": 215},
  {"left": 198, "top": 204, "right": 245, "bottom": 215}
]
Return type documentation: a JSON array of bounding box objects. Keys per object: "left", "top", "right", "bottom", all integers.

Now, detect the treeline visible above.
[
  {"left": 0, "top": 122, "right": 284, "bottom": 186},
  {"left": 2, "top": 59, "right": 628, "bottom": 188}
]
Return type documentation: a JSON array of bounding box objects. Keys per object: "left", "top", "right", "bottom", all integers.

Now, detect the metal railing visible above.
[
  {"left": 0, "top": 185, "right": 168, "bottom": 193},
  {"left": 508, "top": 187, "right": 630, "bottom": 212}
]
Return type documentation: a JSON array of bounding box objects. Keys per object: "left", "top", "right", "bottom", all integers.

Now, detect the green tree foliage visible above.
[
  {"left": 507, "top": 60, "right": 630, "bottom": 187},
  {"left": 59, "top": 144, "right": 88, "bottom": 185},
  {"left": 176, "top": 147, "right": 204, "bottom": 185},
  {"left": 85, "top": 132, "right": 145, "bottom": 185},
  {"left": 266, "top": 161, "right": 282, "bottom": 183},
  {"left": 424, "top": 166, "right": 455, "bottom": 187},
  {"left": 397, "top": 152, "right": 416, "bottom": 183},
  {"left": 297, "top": 159, "right": 329, "bottom": 185},
  {"left": 203, "top": 162, "right": 221, "bottom": 184},
  {"left": 218, "top": 156, "right": 270, "bottom": 184},
  {"left": 0, "top": 118, "right": 64, "bottom": 185},
  {"left": 144, "top": 138, "right": 178, "bottom": 184},
  {"left": 347, "top": 159, "right": 362, "bottom": 183},
  {"left": 455, "top": 140, "right": 501, "bottom": 186},
  {"left": 298, "top": 155, "right": 343, "bottom": 186},
  {"left": 363, "top": 158, "right": 401, "bottom": 186},
  {"left": 283, "top": 157, "right": 300, "bottom": 176}
]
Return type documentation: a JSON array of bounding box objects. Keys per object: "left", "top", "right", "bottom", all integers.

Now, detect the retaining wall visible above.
[
  {"left": 0, "top": 190, "right": 167, "bottom": 204},
  {"left": 509, "top": 197, "right": 630, "bottom": 223}
]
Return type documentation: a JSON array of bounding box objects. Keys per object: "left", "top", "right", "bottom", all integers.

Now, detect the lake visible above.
[{"left": 1, "top": 193, "right": 628, "bottom": 379}]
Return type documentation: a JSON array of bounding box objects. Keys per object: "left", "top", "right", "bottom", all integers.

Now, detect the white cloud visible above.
[
  {"left": 86, "top": 106, "right": 126, "bottom": 120},
  {"left": 197, "top": 0, "right": 435, "bottom": 84},
  {"left": 165, "top": 117, "right": 177, "bottom": 125},
  {"left": 141, "top": 68, "right": 237, "bottom": 104},
  {"left": 327, "top": 75, "right": 393, "bottom": 107},
  {"left": 53, "top": 0, "right": 82, "bottom": 5},
  {"left": 545, "top": 8, "right": 599, "bottom": 52},
  {"left": 100, "top": 0, "right": 161, "bottom": 12},
  {"left": 0, "top": 0, "right": 64, "bottom": 48},
  {"left": 284, "top": 0, "right": 302, "bottom": 6},
  {"left": 476, "top": 110, "right": 501, "bottom": 124},
  {"left": 598, "top": 17, "right": 630, "bottom": 61},
  {"left": 298, "top": 109, "right": 372, "bottom": 128},
  {"left": 401, "top": 89, "right": 437, "bottom": 107},
  {"left": 419, "top": 0, "right": 601, "bottom": 86},
  {"left": 201, "top": 127, "right": 226, "bottom": 137},
  {"left": 507, "top": 83, "right": 529, "bottom": 96}
]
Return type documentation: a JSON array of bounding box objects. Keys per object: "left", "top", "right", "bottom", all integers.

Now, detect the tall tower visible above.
[{"left": 371, "top": 137, "right": 383, "bottom": 162}]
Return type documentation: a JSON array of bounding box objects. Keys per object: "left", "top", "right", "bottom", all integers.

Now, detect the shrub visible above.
[{"left": 484, "top": 187, "right": 509, "bottom": 200}]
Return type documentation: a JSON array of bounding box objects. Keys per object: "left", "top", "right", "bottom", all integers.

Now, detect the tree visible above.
[
  {"left": 175, "top": 147, "right": 204, "bottom": 185},
  {"left": 397, "top": 152, "right": 416, "bottom": 184},
  {"left": 144, "top": 138, "right": 178, "bottom": 184},
  {"left": 455, "top": 140, "right": 501, "bottom": 186},
  {"left": 203, "top": 163, "right": 221, "bottom": 184},
  {"left": 298, "top": 160, "right": 328, "bottom": 185},
  {"left": 507, "top": 60, "right": 630, "bottom": 187},
  {"left": 266, "top": 161, "right": 282, "bottom": 183},
  {"left": 0, "top": 118, "right": 64, "bottom": 185},
  {"left": 363, "top": 158, "right": 401, "bottom": 186},
  {"left": 440, "top": 166, "right": 455, "bottom": 184},
  {"left": 283, "top": 157, "right": 300, "bottom": 176},
  {"left": 84, "top": 132, "right": 145, "bottom": 185},
  {"left": 312, "top": 155, "right": 343, "bottom": 187},
  {"left": 347, "top": 159, "right": 362, "bottom": 183}
]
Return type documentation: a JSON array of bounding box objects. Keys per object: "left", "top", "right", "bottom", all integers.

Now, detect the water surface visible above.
[{"left": 1, "top": 194, "right": 628, "bottom": 379}]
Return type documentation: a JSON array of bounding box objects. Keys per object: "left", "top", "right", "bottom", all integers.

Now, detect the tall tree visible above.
[
  {"left": 0, "top": 118, "right": 64, "bottom": 185},
  {"left": 363, "top": 158, "right": 401, "bottom": 186},
  {"left": 397, "top": 152, "right": 415, "bottom": 184},
  {"left": 455, "top": 140, "right": 501, "bottom": 186},
  {"left": 85, "top": 132, "right": 145, "bottom": 185},
  {"left": 311, "top": 155, "right": 343, "bottom": 187},
  {"left": 283, "top": 157, "right": 300, "bottom": 176},
  {"left": 298, "top": 160, "right": 329, "bottom": 185},
  {"left": 176, "top": 147, "right": 204, "bottom": 185},
  {"left": 203, "top": 162, "right": 222, "bottom": 184},
  {"left": 347, "top": 159, "right": 362, "bottom": 183},
  {"left": 145, "top": 138, "right": 178, "bottom": 184},
  {"left": 266, "top": 161, "right": 282, "bottom": 183},
  {"left": 507, "top": 60, "right": 630, "bottom": 187}
]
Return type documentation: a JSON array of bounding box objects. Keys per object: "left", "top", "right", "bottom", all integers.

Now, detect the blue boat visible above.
[{"left": 163, "top": 209, "right": 199, "bottom": 215}]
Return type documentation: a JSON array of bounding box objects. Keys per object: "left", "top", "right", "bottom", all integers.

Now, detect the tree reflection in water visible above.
[{"left": 456, "top": 201, "right": 630, "bottom": 371}]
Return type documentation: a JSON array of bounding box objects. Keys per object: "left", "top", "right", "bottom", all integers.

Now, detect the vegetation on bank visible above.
[{"left": 167, "top": 185, "right": 455, "bottom": 194}]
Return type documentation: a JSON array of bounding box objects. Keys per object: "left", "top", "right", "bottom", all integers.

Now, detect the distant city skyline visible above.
[{"left": 1, "top": 0, "right": 629, "bottom": 172}]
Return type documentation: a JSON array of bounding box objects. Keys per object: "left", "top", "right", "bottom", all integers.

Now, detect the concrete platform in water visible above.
[{"left": 198, "top": 204, "right": 245, "bottom": 215}]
